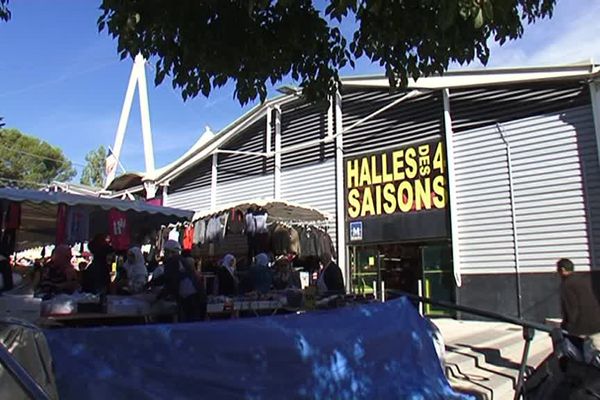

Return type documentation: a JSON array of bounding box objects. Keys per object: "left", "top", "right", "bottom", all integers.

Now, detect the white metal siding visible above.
[
  {"left": 166, "top": 185, "right": 212, "bottom": 212},
  {"left": 216, "top": 174, "right": 275, "bottom": 206},
  {"left": 454, "top": 106, "right": 594, "bottom": 274},
  {"left": 281, "top": 160, "right": 337, "bottom": 249}
]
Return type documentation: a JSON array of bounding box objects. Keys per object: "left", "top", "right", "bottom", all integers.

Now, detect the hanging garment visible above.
[
  {"left": 271, "top": 225, "right": 301, "bottom": 256},
  {"left": 254, "top": 209, "right": 268, "bottom": 234},
  {"left": 183, "top": 224, "right": 195, "bottom": 251},
  {"left": 66, "top": 207, "right": 90, "bottom": 244},
  {"left": 298, "top": 226, "right": 319, "bottom": 258},
  {"left": 4, "top": 202, "right": 21, "bottom": 230},
  {"left": 168, "top": 227, "right": 180, "bottom": 242},
  {"left": 218, "top": 213, "right": 229, "bottom": 241},
  {"left": 245, "top": 209, "right": 256, "bottom": 236},
  {"left": 227, "top": 208, "right": 246, "bottom": 235},
  {"left": 55, "top": 204, "right": 68, "bottom": 245},
  {"left": 271, "top": 224, "right": 288, "bottom": 256},
  {"left": 109, "top": 209, "right": 131, "bottom": 251},
  {"left": 206, "top": 216, "right": 218, "bottom": 243},
  {"left": 320, "top": 229, "right": 336, "bottom": 257},
  {"left": 193, "top": 219, "right": 206, "bottom": 245},
  {"left": 156, "top": 227, "right": 168, "bottom": 252}
]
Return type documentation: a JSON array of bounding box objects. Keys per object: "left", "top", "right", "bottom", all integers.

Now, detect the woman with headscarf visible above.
[
  {"left": 37, "top": 245, "right": 79, "bottom": 297},
  {"left": 217, "top": 254, "right": 238, "bottom": 296},
  {"left": 120, "top": 247, "right": 148, "bottom": 294},
  {"left": 249, "top": 253, "right": 273, "bottom": 294}
]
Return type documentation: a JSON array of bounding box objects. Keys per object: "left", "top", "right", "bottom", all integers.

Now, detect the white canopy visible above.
[{"left": 0, "top": 188, "right": 192, "bottom": 219}]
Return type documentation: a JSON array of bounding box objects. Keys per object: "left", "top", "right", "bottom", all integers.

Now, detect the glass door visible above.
[
  {"left": 421, "top": 244, "right": 455, "bottom": 316},
  {"left": 350, "top": 246, "right": 378, "bottom": 297}
]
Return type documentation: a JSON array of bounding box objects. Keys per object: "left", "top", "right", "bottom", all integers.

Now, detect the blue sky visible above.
[{"left": 1, "top": 0, "right": 599, "bottom": 179}]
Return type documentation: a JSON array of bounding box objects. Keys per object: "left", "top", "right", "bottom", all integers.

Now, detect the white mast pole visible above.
[
  {"left": 106, "top": 56, "right": 139, "bottom": 186},
  {"left": 136, "top": 54, "right": 156, "bottom": 175}
]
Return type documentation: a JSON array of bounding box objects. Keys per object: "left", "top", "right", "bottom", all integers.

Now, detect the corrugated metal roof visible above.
[{"left": 148, "top": 62, "right": 600, "bottom": 185}]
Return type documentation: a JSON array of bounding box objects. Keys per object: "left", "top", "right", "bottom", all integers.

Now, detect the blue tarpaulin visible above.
[{"left": 45, "top": 298, "right": 472, "bottom": 399}]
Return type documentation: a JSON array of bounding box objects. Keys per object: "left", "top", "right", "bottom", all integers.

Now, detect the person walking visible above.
[{"left": 557, "top": 258, "right": 600, "bottom": 364}]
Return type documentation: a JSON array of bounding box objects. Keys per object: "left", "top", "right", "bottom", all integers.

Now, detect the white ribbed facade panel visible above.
[
  {"left": 281, "top": 159, "right": 337, "bottom": 249},
  {"left": 454, "top": 122, "right": 516, "bottom": 274},
  {"left": 453, "top": 107, "right": 595, "bottom": 275},
  {"left": 216, "top": 174, "right": 275, "bottom": 206},
  {"left": 165, "top": 185, "right": 211, "bottom": 212}
]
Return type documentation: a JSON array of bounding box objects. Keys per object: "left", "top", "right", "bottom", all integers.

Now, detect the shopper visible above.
[
  {"left": 156, "top": 240, "right": 205, "bottom": 322},
  {"left": 217, "top": 254, "right": 239, "bottom": 296},
  {"left": 272, "top": 257, "right": 301, "bottom": 290},
  {"left": 249, "top": 253, "right": 272, "bottom": 294},
  {"left": 181, "top": 255, "right": 207, "bottom": 321},
  {"left": 317, "top": 252, "right": 345, "bottom": 295},
  {"left": 82, "top": 235, "right": 115, "bottom": 295},
  {"left": 557, "top": 258, "right": 600, "bottom": 364},
  {"left": 120, "top": 246, "right": 149, "bottom": 294}
]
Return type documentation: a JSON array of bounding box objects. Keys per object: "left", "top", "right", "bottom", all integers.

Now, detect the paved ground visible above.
[{"left": 433, "top": 318, "right": 554, "bottom": 399}]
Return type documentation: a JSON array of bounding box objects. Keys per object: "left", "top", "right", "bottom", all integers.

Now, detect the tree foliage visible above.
[
  {"left": 0, "top": 128, "right": 77, "bottom": 188},
  {"left": 80, "top": 145, "right": 107, "bottom": 188},
  {"left": 98, "top": 0, "right": 556, "bottom": 104}
]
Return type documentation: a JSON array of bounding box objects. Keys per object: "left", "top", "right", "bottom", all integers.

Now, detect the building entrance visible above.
[{"left": 350, "top": 241, "right": 454, "bottom": 316}]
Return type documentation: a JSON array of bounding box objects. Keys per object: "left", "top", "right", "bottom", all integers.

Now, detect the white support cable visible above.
[
  {"left": 0, "top": 144, "right": 86, "bottom": 168},
  {"left": 276, "top": 90, "right": 426, "bottom": 157},
  {"left": 203, "top": 90, "right": 428, "bottom": 163},
  {"left": 0, "top": 177, "right": 48, "bottom": 187}
]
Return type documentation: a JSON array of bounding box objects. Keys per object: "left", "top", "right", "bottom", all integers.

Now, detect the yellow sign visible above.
[{"left": 346, "top": 140, "right": 446, "bottom": 218}]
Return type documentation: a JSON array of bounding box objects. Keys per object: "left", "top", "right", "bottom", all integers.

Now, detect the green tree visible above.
[
  {"left": 98, "top": 0, "right": 555, "bottom": 104},
  {"left": 0, "top": 128, "right": 77, "bottom": 188},
  {"left": 80, "top": 145, "right": 107, "bottom": 188}
]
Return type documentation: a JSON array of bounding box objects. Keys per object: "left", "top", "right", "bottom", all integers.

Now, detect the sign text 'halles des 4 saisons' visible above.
[{"left": 345, "top": 140, "right": 446, "bottom": 218}]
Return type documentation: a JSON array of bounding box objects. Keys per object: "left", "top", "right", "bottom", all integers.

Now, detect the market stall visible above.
[
  {"left": 182, "top": 198, "right": 334, "bottom": 267},
  {"left": 0, "top": 188, "right": 193, "bottom": 325},
  {"left": 0, "top": 188, "right": 192, "bottom": 253}
]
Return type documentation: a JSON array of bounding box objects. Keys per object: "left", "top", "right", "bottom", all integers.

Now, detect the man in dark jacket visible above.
[
  {"left": 317, "top": 252, "right": 345, "bottom": 295},
  {"left": 82, "top": 236, "right": 114, "bottom": 295},
  {"left": 557, "top": 258, "right": 600, "bottom": 361}
]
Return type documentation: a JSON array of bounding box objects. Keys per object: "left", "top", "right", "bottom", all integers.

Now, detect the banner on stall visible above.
[
  {"left": 108, "top": 209, "right": 130, "bottom": 251},
  {"left": 345, "top": 139, "right": 446, "bottom": 219}
]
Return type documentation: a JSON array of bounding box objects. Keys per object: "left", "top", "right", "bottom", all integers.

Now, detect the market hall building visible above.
[{"left": 137, "top": 63, "right": 600, "bottom": 322}]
